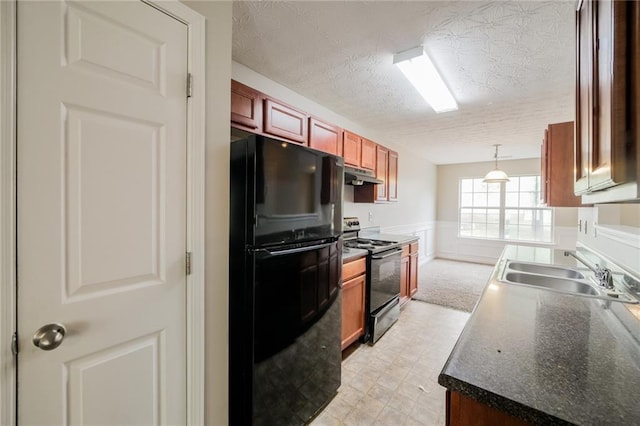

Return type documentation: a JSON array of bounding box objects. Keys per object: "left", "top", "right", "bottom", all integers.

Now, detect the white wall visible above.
[
  {"left": 181, "top": 2, "right": 232, "bottom": 425},
  {"left": 436, "top": 158, "right": 580, "bottom": 264},
  {"left": 232, "top": 61, "right": 438, "bottom": 262},
  {"left": 577, "top": 205, "right": 640, "bottom": 277}
]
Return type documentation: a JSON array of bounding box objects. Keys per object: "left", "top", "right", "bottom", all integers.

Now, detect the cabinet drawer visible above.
[
  {"left": 342, "top": 257, "right": 366, "bottom": 281},
  {"left": 401, "top": 245, "right": 410, "bottom": 257},
  {"left": 410, "top": 242, "right": 418, "bottom": 254}
]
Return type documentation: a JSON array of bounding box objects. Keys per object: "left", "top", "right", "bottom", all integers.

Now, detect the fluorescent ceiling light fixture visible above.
[
  {"left": 393, "top": 46, "right": 458, "bottom": 113},
  {"left": 483, "top": 144, "right": 510, "bottom": 183}
]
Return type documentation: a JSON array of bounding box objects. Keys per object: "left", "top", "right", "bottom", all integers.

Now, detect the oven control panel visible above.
[{"left": 343, "top": 216, "right": 361, "bottom": 232}]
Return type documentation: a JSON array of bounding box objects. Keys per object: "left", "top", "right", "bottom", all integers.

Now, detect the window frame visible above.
[{"left": 457, "top": 175, "right": 555, "bottom": 244}]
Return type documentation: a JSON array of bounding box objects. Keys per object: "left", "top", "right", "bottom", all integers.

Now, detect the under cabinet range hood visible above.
[{"left": 344, "top": 166, "right": 383, "bottom": 185}]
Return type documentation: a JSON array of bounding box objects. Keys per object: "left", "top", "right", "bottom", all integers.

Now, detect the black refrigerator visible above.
[{"left": 229, "top": 133, "right": 344, "bottom": 425}]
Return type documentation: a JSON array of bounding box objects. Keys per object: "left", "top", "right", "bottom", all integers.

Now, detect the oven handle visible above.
[
  {"left": 371, "top": 248, "right": 403, "bottom": 259},
  {"left": 253, "top": 241, "right": 335, "bottom": 258}
]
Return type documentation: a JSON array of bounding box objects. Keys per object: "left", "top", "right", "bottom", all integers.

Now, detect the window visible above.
[{"left": 459, "top": 176, "right": 553, "bottom": 243}]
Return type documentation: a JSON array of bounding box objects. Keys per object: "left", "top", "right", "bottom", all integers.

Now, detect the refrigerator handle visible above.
[{"left": 254, "top": 241, "right": 335, "bottom": 258}]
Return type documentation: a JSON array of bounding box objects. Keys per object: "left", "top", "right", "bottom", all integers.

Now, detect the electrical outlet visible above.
[{"left": 368, "top": 211, "right": 374, "bottom": 222}]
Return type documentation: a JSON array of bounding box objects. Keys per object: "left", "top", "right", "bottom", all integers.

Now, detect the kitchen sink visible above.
[
  {"left": 500, "top": 260, "right": 637, "bottom": 303},
  {"left": 503, "top": 272, "right": 598, "bottom": 296},
  {"left": 506, "top": 262, "right": 585, "bottom": 280}
]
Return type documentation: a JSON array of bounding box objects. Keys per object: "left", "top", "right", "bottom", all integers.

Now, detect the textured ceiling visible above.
[{"left": 232, "top": 1, "right": 576, "bottom": 165}]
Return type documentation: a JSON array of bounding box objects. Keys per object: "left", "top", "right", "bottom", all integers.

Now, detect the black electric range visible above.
[{"left": 343, "top": 217, "right": 401, "bottom": 344}]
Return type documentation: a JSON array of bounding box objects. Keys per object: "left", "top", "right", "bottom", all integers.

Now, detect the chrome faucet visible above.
[{"left": 563, "top": 250, "right": 614, "bottom": 290}]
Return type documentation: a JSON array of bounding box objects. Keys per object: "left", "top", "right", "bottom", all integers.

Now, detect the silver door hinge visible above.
[
  {"left": 187, "top": 73, "right": 193, "bottom": 98},
  {"left": 186, "top": 252, "right": 192, "bottom": 276},
  {"left": 11, "top": 332, "right": 18, "bottom": 356}
]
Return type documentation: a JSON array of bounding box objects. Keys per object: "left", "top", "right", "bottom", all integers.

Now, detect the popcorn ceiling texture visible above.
[{"left": 232, "top": 1, "right": 575, "bottom": 164}]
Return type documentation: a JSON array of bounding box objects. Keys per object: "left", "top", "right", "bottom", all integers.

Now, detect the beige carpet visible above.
[{"left": 412, "top": 258, "right": 495, "bottom": 312}]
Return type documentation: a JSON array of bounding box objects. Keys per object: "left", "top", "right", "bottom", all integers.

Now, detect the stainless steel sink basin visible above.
[
  {"left": 506, "top": 262, "right": 585, "bottom": 279},
  {"left": 500, "top": 259, "right": 637, "bottom": 303},
  {"left": 503, "top": 272, "right": 598, "bottom": 296}
]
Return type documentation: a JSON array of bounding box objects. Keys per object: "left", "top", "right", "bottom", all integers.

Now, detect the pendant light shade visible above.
[{"left": 483, "top": 144, "right": 510, "bottom": 183}]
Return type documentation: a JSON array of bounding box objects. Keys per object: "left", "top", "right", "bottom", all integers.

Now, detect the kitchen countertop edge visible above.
[{"left": 438, "top": 244, "right": 640, "bottom": 425}]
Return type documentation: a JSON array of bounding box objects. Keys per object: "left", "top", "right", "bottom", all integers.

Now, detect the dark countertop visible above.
[
  {"left": 438, "top": 245, "right": 640, "bottom": 425},
  {"left": 342, "top": 247, "right": 368, "bottom": 263}
]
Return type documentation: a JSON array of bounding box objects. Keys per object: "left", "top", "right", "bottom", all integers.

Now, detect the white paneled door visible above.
[{"left": 17, "top": 1, "right": 188, "bottom": 424}]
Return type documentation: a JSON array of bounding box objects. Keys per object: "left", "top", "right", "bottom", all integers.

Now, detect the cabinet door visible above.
[
  {"left": 309, "top": 118, "right": 341, "bottom": 155},
  {"left": 343, "top": 130, "right": 362, "bottom": 167},
  {"left": 388, "top": 150, "right": 398, "bottom": 202},
  {"left": 575, "top": 0, "right": 630, "bottom": 195},
  {"left": 231, "top": 80, "right": 263, "bottom": 131},
  {"left": 409, "top": 252, "right": 419, "bottom": 297},
  {"left": 341, "top": 274, "right": 366, "bottom": 350},
  {"left": 575, "top": 0, "right": 592, "bottom": 194},
  {"left": 547, "top": 122, "right": 584, "bottom": 207},
  {"left": 361, "top": 138, "right": 376, "bottom": 170},
  {"left": 400, "top": 252, "right": 410, "bottom": 305},
  {"left": 446, "top": 391, "right": 530, "bottom": 426},
  {"left": 376, "top": 146, "right": 389, "bottom": 201},
  {"left": 263, "top": 98, "right": 308, "bottom": 144},
  {"left": 540, "top": 131, "right": 548, "bottom": 205},
  {"left": 590, "top": 0, "right": 628, "bottom": 190}
]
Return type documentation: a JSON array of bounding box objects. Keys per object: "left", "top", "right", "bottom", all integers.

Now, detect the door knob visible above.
[{"left": 32, "top": 323, "right": 66, "bottom": 351}]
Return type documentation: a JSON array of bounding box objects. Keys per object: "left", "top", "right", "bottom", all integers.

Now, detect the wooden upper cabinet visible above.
[
  {"left": 388, "top": 150, "right": 398, "bottom": 202},
  {"left": 361, "top": 138, "right": 376, "bottom": 171},
  {"left": 263, "top": 98, "right": 308, "bottom": 144},
  {"left": 353, "top": 144, "right": 400, "bottom": 203},
  {"left": 309, "top": 118, "right": 342, "bottom": 156},
  {"left": 541, "top": 130, "right": 548, "bottom": 204},
  {"left": 343, "top": 130, "right": 362, "bottom": 167},
  {"left": 231, "top": 80, "right": 263, "bottom": 131},
  {"left": 376, "top": 145, "right": 389, "bottom": 201},
  {"left": 575, "top": 0, "right": 635, "bottom": 198},
  {"left": 543, "top": 122, "right": 584, "bottom": 207}
]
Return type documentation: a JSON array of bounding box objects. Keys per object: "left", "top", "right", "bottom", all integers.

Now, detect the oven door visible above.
[{"left": 369, "top": 247, "right": 402, "bottom": 313}]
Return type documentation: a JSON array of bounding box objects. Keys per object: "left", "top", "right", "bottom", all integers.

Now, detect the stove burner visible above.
[{"left": 344, "top": 239, "right": 395, "bottom": 250}]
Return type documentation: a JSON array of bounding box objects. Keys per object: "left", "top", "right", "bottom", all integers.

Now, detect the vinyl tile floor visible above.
[{"left": 311, "top": 300, "right": 470, "bottom": 426}]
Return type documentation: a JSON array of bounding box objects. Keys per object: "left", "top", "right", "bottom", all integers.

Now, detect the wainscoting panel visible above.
[
  {"left": 382, "top": 222, "right": 435, "bottom": 266},
  {"left": 436, "top": 221, "right": 579, "bottom": 265}
]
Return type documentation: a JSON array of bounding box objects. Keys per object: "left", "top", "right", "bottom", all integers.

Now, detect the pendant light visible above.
[{"left": 483, "top": 144, "right": 510, "bottom": 183}]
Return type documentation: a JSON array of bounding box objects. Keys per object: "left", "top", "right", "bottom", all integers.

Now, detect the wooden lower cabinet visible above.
[
  {"left": 446, "top": 390, "right": 530, "bottom": 426},
  {"left": 409, "top": 243, "right": 418, "bottom": 297},
  {"left": 341, "top": 257, "right": 366, "bottom": 350},
  {"left": 400, "top": 242, "right": 419, "bottom": 306}
]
